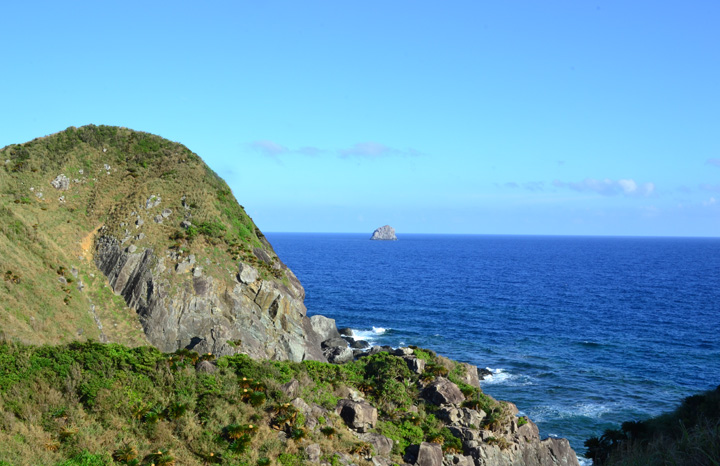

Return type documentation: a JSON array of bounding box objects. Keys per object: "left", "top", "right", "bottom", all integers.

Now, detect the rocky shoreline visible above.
[{"left": 307, "top": 315, "right": 580, "bottom": 466}]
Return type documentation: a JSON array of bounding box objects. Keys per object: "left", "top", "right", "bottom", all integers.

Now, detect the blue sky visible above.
[{"left": 1, "top": 1, "right": 718, "bottom": 236}]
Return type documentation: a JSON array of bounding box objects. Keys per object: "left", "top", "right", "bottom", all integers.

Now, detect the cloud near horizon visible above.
[
  {"left": 249, "top": 140, "right": 289, "bottom": 157},
  {"left": 249, "top": 139, "right": 421, "bottom": 159},
  {"left": 553, "top": 178, "right": 655, "bottom": 197},
  {"left": 503, "top": 181, "right": 545, "bottom": 191},
  {"left": 338, "top": 142, "right": 421, "bottom": 158}
]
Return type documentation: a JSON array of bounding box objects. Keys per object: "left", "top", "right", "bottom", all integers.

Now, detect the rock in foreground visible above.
[{"left": 370, "top": 225, "right": 397, "bottom": 240}]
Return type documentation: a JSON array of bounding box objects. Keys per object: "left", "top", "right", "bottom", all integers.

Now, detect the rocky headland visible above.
[
  {"left": 370, "top": 225, "right": 397, "bottom": 241},
  {"left": 0, "top": 126, "right": 580, "bottom": 465}
]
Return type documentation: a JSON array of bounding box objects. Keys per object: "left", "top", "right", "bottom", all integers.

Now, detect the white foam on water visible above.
[
  {"left": 578, "top": 457, "right": 594, "bottom": 466},
  {"left": 481, "top": 367, "right": 513, "bottom": 385},
  {"left": 529, "top": 402, "right": 615, "bottom": 423},
  {"left": 480, "top": 367, "right": 534, "bottom": 386},
  {"left": 351, "top": 326, "right": 389, "bottom": 342}
]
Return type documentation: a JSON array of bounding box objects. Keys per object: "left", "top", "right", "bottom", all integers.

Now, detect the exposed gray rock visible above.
[
  {"left": 443, "top": 454, "right": 474, "bottom": 466},
  {"left": 392, "top": 347, "right": 414, "bottom": 356},
  {"left": 94, "top": 236, "right": 327, "bottom": 362},
  {"left": 161, "top": 208, "right": 172, "bottom": 218},
  {"left": 136, "top": 218, "right": 144, "bottom": 227},
  {"left": 310, "top": 314, "right": 341, "bottom": 341},
  {"left": 404, "top": 356, "right": 426, "bottom": 374},
  {"left": 478, "top": 368, "right": 493, "bottom": 380},
  {"left": 405, "top": 443, "right": 442, "bottom": 466},
  {"left": 371, "top": 457, "right": 393, "bottom": 466},
  {"left": 193, "top": 266, "right": 203, "bottom": 277},
  {"left": 324, "top": 346, "right": 354, "bottom": 364},
  {"left": 50, "top": 174, "right": 70, "bottom": 190},
  {"left": 180, "top": 220, "right": 192, "bottom": 229},
  {"left": 347, "top": 338, "right": 370, "bottom": 349},
  {"left": 468, "top": 437, "right": 579, "bottom": 466},
  {"left": 153, "top": 214, "right": 164, "bottom": 224},
  {"left": 370, "top": 225, "right": 397, "bottom": 241},
  {"left": 305, "top": 443, "right": 322, "bottom": 463},
  {"left": 127, "top": 245, "right": 137, "bottom": 253},
  {"left": 338, "top": 327, "right": 353, "bottom": 336},
  {"left": 422, "top": 377, "right": 465, "bottom": 405},
  {"left": 281, "top": 379, "right": 300, "bottom": 399},
  {"left": 438, "top": 406, "right": 485, "bottom": 428},
  {"left": 336, "top": 399, "right": 377, "bottom": 433},
  {"left": 322, "top": 337, "right": 349, "bottom": 349},
  {"left": 457, "top": 362, "right": 481, "bottom": 388},
  {"left": 195, "top": 360, "right": 216, "bottom": 374},
  {"left": 237, "top": 263, "right": 258, "bottom": 284},
  {"left": 355, "top": 432, "right": 393, "bottom": 457},
  {"left": 145, "top": 194, "right": 161, "bottom": 209}
]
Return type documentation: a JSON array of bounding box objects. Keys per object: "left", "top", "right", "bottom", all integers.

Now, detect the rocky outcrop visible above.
[
  {"left": 94, "top": 235, "right": 327, "bottom": 362},
  {"left": 422, "top": 377, "right": 466, "bottom": 405},
  {"left": 336, "top": 399, "right": 378, "bottom": 433},
  {"left": 370, "top": 225, "right": 397, "bottom": 240}
]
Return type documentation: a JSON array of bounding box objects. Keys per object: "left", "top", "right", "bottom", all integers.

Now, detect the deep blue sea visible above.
[{"left": 266, "top": 233, "right": 720, "bottom": 461}]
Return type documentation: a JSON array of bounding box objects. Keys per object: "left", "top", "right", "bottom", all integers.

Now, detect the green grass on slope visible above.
[
  {"left": 0, "top": 341, "right": 509, "bottom": 466},
  {"left": 0, "top": 125, "right": 285, "bottom": 347}
]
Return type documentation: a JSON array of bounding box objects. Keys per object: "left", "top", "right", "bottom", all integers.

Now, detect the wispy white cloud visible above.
[
  {"left": 702, "top": 197, "right": 717, "bottom": 206},
  {"left": 338, "top": 142, "right": 421, "bottom": 158},
  {"left": 249, "top": 140, "right": 289, "bottom": 157},
  {"left": 249, "top": 139, "right": 421, "bottom": 159},
  {"left": 706, "top": 158, "right": 720, "bottom": 167},
  {"left": 552, "top": 178, "right": 655, "bottom": 197},
  {"left": 503, "top": 181, "right": 545, "bottom": 191}
]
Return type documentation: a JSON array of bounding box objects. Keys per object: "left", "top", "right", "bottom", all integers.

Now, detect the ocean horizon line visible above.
[{"left": 266, "top": 231, "right": 720, "bottom": 240}]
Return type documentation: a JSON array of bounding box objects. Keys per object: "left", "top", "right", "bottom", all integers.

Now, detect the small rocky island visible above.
[{"left": 370, "top": 225, "right": 397, "bottom": 240}]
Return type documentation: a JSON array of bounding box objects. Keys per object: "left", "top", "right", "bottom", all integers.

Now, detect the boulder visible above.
[
  {"left": 338, "top": 327, "right": 354, "bottom": 336},
  {"left": 405, "top": 442, "right": 442, "bottom": 466},
  {"left": 336, "top": 399, "right": 377, "bottom": 433},
  {"left": 195, "top": 360, "right": 216, "bottom": 374},
  {"left": 356, "top": 432, "right": 394, "bottom": 457},
  {"left": 50, "top": 174, "right": 70, "bottom": 190},
  {"left": 443, "top": 455, "right": 474, "bottom": 466},
  {"left": 310, "top": 315, "right": 341, "bottom": 341},
  {"left": 404, "top": 357, "right": 426, "bottom": 374},
  {"left": 477, "top": 368, "right": 492, "bottom": 380},
  {"left": 391, "top": 347, "right": 414, "bottom": 356},
  {"left": 324, "top": 346, "right": 353, "bottom": 364},
  {"left": 370, "top": 225, "right": 397, "bottom": 241},
  {"left": 305, "top": 443, "right": 321, "bottom": 463},
  {"left": 422, "top": 378, "right": 465, "bottom": 406},
  {"left": 280, "top": 379, "right": 300, "bottom": 399},
  {"left": 236, "top": 263, "right": 258, "bottom": 284},
  {"left": 348, "top": 339, "right": 370, "bottom": 349},
  {"left": 321, "top": 337, "right": 349, "bottom": 349},
  {"left": 458, "top": 362, "right": 481, "bottom": 388}
]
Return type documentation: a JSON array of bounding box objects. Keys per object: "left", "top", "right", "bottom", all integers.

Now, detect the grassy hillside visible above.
[
  {"left": 584, "top": 386, "right": 720, "bottom": 465},
  {"left": 0, "top": 341, "right": 511, "bottom": 466},
  {"left": 0, "top": 125, "right": 284, "bottom": 347}
]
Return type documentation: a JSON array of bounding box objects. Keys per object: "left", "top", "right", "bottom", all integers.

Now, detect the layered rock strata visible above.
[{"left": 95, "top": 235, "right": 326, "bottom": 361}]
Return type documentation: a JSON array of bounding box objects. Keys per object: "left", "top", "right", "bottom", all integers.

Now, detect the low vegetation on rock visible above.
[
  {"left": 584, "top": 386, "right": 720, "bottom": 466},
  {"left": 0, "top": 340, "right": 575, "bottom": 466}
]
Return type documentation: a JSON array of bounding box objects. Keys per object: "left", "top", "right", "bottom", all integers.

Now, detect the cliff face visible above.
[
  {"left": 94, "top": 236, "right": 325, "bottom": 360},
  {"left": 0, "top": 125, "right": 326, "bottom": 361}
]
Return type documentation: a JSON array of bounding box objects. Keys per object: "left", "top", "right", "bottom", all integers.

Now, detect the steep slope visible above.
[{"left": 0, "top": 125, "right": 325, "bottom": 361}]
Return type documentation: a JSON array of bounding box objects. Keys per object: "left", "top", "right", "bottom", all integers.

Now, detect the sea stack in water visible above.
[{"left": 370, "top": 225, "right": 397, "bottom": 241}]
